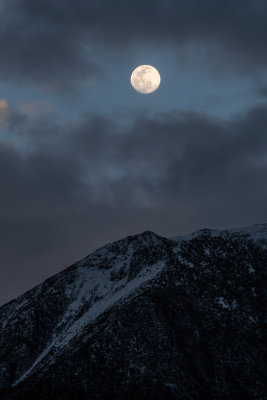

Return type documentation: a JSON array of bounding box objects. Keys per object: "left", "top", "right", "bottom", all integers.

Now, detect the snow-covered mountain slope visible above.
[{"left": 0, "top": 226, "right": 266, "bottom": 400}]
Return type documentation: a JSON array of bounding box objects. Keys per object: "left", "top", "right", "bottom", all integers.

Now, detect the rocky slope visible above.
[{"left": 0, "top": 225, "right": 266, "bottom": 399}]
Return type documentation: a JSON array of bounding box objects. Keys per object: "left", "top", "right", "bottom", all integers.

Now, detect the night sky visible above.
[{"left": 1, "top": 0, "right": 267, "bottom": 305}]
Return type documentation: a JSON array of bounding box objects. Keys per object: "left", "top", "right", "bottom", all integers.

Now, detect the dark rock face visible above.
[{"left": 0, "top": 226, "right": 266, "bottom": 400}]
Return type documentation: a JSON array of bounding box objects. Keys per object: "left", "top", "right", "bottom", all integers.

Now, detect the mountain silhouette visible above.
[{"left": 0, "top": 225, "right": 266, "bottom": 399}]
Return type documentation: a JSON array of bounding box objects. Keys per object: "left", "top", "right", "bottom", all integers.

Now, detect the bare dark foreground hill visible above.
[{"left": 0, "top": 225, "right": 266, "bottom": 399}]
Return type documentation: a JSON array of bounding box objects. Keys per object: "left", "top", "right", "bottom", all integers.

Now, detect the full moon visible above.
[{"left": 131, "top": 65, "right": 161, "bottom": 94}]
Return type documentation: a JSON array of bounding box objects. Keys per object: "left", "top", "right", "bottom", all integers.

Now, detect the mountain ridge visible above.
[{"left": 0, "top": 225, "right": 266, "bottom": 399}]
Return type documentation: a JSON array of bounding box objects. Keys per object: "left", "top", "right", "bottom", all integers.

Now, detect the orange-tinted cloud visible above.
[
  {"left": 0, "top": 99, "right": 8, "bottom": 123},
  {"left": 19, "top": 101, "right": 55, "bottom": 117}
]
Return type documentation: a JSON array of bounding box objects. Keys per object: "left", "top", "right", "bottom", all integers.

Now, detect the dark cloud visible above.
[
  {"left": 0, "top": 0, "right": 102, "bottom": 91},
  {"left": 1, "top": 102, "right": 267, "bottom": 304},
  {"left": 258, "top": 87, "right": 267, "bottom": 99},
  {"left": 1, "top": 0, "right": 267, "bottom": 89}
]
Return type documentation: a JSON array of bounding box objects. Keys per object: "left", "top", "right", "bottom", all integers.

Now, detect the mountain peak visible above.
[{"left": 0, "top": 225, "right": 266, "bottom": 399}]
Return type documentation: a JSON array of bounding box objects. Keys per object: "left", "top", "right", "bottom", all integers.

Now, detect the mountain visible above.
[{"left": 0, "top": 225, "right": 266, "bottom": 400}]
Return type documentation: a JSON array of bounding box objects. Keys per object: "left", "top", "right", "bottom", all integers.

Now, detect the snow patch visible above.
[
  {"left": 217, "top": 297, "right": 230, "bottom": 309},
  {"left": 12, "top": 261, "right": 164, "bottom": 387}
]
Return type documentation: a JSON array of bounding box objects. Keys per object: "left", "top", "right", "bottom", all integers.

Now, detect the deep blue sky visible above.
[{"left": 1, "top": 0, "right": 267, "bottom": 305}]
